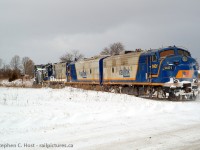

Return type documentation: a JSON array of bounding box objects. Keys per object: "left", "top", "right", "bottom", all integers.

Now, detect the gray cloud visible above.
[{"left": 0, "top": 0, "right": 200, "bottom": 64}]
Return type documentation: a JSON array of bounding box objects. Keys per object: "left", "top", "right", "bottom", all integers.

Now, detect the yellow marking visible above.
[
  {"left": 78, "top": 78, "right": 99, "bottom": 81},
  {"left": 65, "top": 82, "right": 100, "bottom": 85},
  {"left": 103, "top": 82, "right": 164, "bottom": 86},
  {"left": 104, "top": 78, "right": 136, "bottom": 81},
  {"left": 151, "top": 59, "right": 164, "bottom": 78},
  {"left": 152, "top": 64, "right": 158, "bottom": 69}
]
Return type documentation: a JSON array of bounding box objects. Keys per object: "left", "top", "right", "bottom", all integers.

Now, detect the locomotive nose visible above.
[
  {"left": 163, "top": 55, "right": 198, "bottom": 83},
  {"left": 163, "top": 53, "right": 198, "bottom": 100},
  {"left": 175, "top": 58, "right": 198, "bottom": 86},
  {"left": 174, "top": 56, "right": 197, "bottom": 79}
]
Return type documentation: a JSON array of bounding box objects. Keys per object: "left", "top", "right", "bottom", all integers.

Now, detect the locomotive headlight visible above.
[{"left": 182, "top": 56, "right": 188, "bottom": 62}]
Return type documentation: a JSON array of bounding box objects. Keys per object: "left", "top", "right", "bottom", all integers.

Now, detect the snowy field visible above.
[{"left": 0, "top": 87, "right": 200, "bottom": 150}]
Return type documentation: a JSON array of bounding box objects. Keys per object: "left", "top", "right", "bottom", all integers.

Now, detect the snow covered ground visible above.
[
  {"left": 0, "top": 79, "right": 33, "bottom": 87},
  {"left": 0, "top": 87, "right": 200, "bottom": 150}
]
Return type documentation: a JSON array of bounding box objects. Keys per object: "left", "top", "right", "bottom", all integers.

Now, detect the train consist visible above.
[{"left": 34, "top": 46, "right": 199, "bottom": 100}]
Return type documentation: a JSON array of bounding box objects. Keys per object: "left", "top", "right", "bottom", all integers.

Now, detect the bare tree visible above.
[
  {"left": 0, "top": 58, "right": 2, "bottom": 69},
  {"left": 100, "top": 47, "right": 110, "bottom": 55},
  {"left": 60, "top": 50, "right": 84, "bottom": 63},
  {"left": 72, "top": 50, "right": 84, "bottom": 61},
  {"left": 0, "top": 64, "right": 12, "bottom": 79},
  {"left": 22, "top": 57, "right": 34, "bottom": 76},
  {"left": 10, "top": 55, "right": 21, "bottom": 71},
  {"left": 60, "top": 52, "right": 73, "bottom": 63},
  {"left": 100, "top": 42, "right": 125, "bottom": 55},
  {"left": 0, "top": 58, "right": 3, "bottom": 78},
  {"left": 110, "top": 42, "right": 125, "bottom": 55},
  {"left": 9, "top": 55, "right": 22, "bottom": 81}
]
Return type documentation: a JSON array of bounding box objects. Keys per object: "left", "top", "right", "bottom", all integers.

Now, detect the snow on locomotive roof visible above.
[
  {"left": 141, "top": 46, "right": 190, "bottom": 55},
  {"left": 82, "top": 55, "right": 109, "bottom": 61}
]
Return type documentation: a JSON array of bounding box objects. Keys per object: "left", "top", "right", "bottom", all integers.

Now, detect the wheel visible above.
[
  {"left": 157, "top": 89, "right": 165, "bottom": 99},
  {"left": 175, "top": 94, "right": 181, "bottom": 101},
  {"left": 192, "top": 92, "right": 197, "bottom": 100}
]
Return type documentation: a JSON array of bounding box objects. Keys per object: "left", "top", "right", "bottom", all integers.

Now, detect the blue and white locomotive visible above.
[{"left": 38, "top": 46, "right": 199, "bottom": 100}]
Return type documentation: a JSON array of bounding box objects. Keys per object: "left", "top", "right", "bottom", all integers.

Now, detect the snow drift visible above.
[{"left": 0, "top": 79, "right": 33, "bottom": 87}]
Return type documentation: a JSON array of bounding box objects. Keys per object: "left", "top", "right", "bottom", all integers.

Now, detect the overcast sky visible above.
[{"left": 0, "top": 0, "right": 200, "bottom": 64}]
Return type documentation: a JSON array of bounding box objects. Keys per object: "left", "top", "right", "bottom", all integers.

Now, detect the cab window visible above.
[
  {"left": 178, "top": 49, "right": 190, "bottom": 57},
  {"left": 160, "top": 50, "right": 175, "bottom": 57},
  {"left": 152, "top": 54, "right": 157, "bottom": 62}
]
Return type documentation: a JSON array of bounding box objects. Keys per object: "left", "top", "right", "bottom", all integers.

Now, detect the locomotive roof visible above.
[
  {"left": 140, "top": 46, "right": 190, "bottom": 55},
  {"left": 68, "top": 46, "right": 190, "bottom": 65},
  {"left": 68, "top": 55, "right": 109, "bottom": 65},
  {"left": 83, "top": 55, "right": 109, "bottom": 61}
]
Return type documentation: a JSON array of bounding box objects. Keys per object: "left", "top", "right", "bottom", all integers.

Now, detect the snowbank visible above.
[
  {"left": 0, "top": 79, "right": 33, "bottom": 87},
  {"left": 0, "top": 87, "right": 200, "bottom": 149}
]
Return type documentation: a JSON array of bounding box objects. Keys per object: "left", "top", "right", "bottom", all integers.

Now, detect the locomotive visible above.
[{"left": 35, "top": 46, "right": 199, "bottom": 100}]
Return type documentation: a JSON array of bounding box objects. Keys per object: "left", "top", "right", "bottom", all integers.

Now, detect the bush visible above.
[{"left": 9, "top": 70, "right": 19, "bottom": 82}]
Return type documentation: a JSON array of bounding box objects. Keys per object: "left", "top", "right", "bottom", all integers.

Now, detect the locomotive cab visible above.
[{"left": 158, "top": 47, "right": 199, "bottom": 100}]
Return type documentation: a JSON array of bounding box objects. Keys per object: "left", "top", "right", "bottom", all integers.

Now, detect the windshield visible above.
[
  {"left": 160, "top": 50, "right": 175, "bottom": 57},
  {"left": 178, "top": 49, "right": 190, "bottom": 57}
]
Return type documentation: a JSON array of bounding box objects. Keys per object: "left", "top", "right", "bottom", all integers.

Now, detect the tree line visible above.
[{"left": 0, "top": 55, "right": 34, "bottom": 81}]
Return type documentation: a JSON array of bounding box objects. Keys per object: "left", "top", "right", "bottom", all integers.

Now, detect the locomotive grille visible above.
[{"left": 183, "top": 83, "right": 191, "bottom": 87}]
